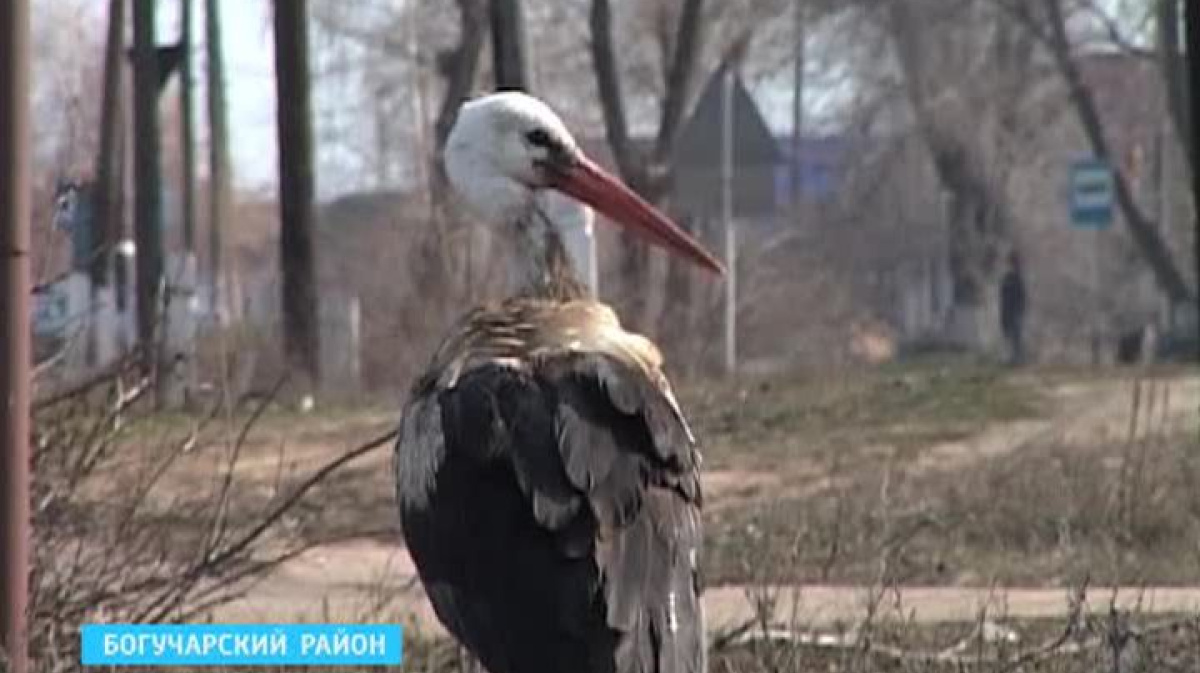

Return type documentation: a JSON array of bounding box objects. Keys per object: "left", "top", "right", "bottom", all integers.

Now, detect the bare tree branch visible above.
[
  {"left": 1155, "top": 0, "right": 1192, "bottom": 173},
  {"left": 197, "top": 426, "right": 398, "bottom": 573},
  {"left": 653, "top": 0, "right": 706, "bottom": 165},
  {"left": 435, "top": 0, "right": 487, "bottom": 150},
  {"left": 989, "top": 0, "right": 1195, "bottom": 304},
  {"left": 1076, "top": 0, "right": 1156, "bottom": 59},
  {"left": 587, "top": 0, "right": 641, "bottom": 187},
  {"left": 885, "top": 0, "right": 1017, "bottom": 336}
]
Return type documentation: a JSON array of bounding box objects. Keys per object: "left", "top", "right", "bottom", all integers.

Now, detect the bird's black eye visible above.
[{"left": 525, "top": 128, "right": 553, "bottom": 148}]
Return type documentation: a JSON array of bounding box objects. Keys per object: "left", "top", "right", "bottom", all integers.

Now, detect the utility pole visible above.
[
  {"left": 490, "top": 0, "right": 530, "bottom": 91},
  {"left": 0, "top": 1, "right": 32, "bottom": 670},
  {"left": 721, "top": 67, "right": 737, "bottom": 376},
  {"left": 205, "top": 0, "right": 231, "bottom": 320},
  {"left": 180, "top": 0, "right": 197, "bottom": 255},
  {"left": 133, "top": 0, "right": 165, "bottom": 391},
  {"left": 91, "top": 0, "right": 126, "bottom": 288},
  {"left": 791, "top": 0, "right": 806, "bottom": 205},
  {"left": 1187, "top": 0, "right": 1200, "bottom": 364},
  {"left": 273, "top": 0, "right": 320, "bottom": 381}
]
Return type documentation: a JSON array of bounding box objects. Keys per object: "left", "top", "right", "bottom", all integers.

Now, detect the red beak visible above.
[{"left": 550, "top": 155, "right": 726, "bottom": 276}]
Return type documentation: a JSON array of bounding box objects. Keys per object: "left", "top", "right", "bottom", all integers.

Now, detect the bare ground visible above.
[
  {"left": 194, "top": 366, "right": 1200, "bottom": 635},
  {"left": 210, "top": 537, "right": 1200, "bottom": 634}
]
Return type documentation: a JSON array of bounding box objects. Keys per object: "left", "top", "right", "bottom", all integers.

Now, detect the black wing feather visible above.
[{"left": 398, "top": 352, "right": 704, "bottom": 673}]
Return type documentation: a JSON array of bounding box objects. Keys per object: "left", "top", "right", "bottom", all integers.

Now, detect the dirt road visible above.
[
  {"left": 212, "top": 372, "right": 1200, "bottom": 632},
  {"left": 213, "top": 537, "right": 1200, "bottom": 633}
]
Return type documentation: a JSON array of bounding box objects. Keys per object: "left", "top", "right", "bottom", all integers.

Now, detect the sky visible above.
[
  {"left": 208, "top": 0, "right": 279, "bottom": 192},
  {"left": 210, "top": 0, "right": 830, "bottom": 200},
  {"left": 44, "top": 0, "right": 1139, "bottom": 200},
  {"left": 185, "top": 0, "right": 891, "bottom": 204}
]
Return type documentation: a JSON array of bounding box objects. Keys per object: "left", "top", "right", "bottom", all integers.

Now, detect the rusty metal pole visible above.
[{"left": 0, "top": 0, "right": 32, "bottom": 670}]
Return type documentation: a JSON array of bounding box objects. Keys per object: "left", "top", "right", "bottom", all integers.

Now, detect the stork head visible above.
[{"left": 444, "top": 91, "right": 724, "bottom": 275}]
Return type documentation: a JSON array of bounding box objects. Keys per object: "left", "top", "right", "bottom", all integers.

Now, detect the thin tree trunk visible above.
[
  {"left": 888, "top": 1, "right": 1012, "bottom": 351},
  {"left": 114, "top": 90, "right": 130, "bottom": 312},
  {"left": 588, "top": 0, "right": 705, "bottom": 331},
  {"left": 273, "top": 0, "right": 320, "bottom": 381},
  {"left": 434, "top": 0, "right": 486, "bottom": 151},
  {"left": 588, "top": 0, "right": 637, "bottom": 183},
  {"left": 792, "top": 0, "right": 806, "bottom": 201},
  {"left": 90, "top": 0, "right": 124, "bottom": 287},
  {"left": 588, "top": 0, "right": 650, "bottom": 326},
  {"left": 419, "top": 0, "right": 485, "bottom": 319},
  {"left": 652, "top": 0, "right": 708, "bottom": 345},
  {"left": 1044, "top": 0, "right": 1193, "bottom": 304},
  {"left": 1157, "top": 0, "right": 1191, "bottom": 176},
  {"left": 651, "top": 0, "right": 705, "bottom": 167},
  {"left": 205, "top": 0, "right": 231, "bottom": 318},
  {"left": 180, "top": 0, "right": 196, "bottom": 254},
  {"left": 1186, "top": 0, "right": 1200, "bottom": 363},
  {"left": 133, "top": 0, "right": 165, "bottom": 385}
]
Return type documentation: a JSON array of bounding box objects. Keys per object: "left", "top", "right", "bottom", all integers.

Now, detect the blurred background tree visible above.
[{"left": 26, "top": 0, "right": 1199, "bottom": 398}]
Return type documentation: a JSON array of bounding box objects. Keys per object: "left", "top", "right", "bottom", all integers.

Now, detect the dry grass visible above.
[
  {"left": 705, "top": 432, "right": 1200, "bottom": 587},
  {"left": 19, "top": 358, "right": 1200, "bottom": 672},
  {"left": 703, "top": 367, "right": 1200, "bottom": 587},
  {"left": 685, "top": 359, "right": 1047, "bottom": 471}
]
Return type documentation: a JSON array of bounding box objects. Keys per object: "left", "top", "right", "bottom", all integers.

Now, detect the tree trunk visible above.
[
  {"left": 204, "top": 0, "right": 231, "bottom": 319},
  {"left": 90, "top": 0, "right": 124, "bottom": 287},
  {"left": 943, "top": 190, "right": 1003, "bottom": 350},
  {"left": 180, "top": 0, "right": 196, "bottom": 254},
  {"left": 434, "top": 0, "right": 486, "bottom": 151},
  {"left": 587, "top": 0, "right": 705, "bottom": 332},
  {"left": 588, "top": 0, "right": 648, "bottom": 327},
  {"left": 888, "top": 1, "right": 1012, "bottom": 352},
  {"left": 651, "top": 0, "right": 707, "bottom": 345},
  {"left": 273, "top": 0, "right": 320, "bottom": 382},
  {"left": 1157, "top": 0, "right": 1191, "bottom": 176},
  {"left": 422, "top": 0, "right": 485, "bottom": 311},
  {"left": 1187, "top": 0, "right": 1200, "bottom": 363},
  {"left": 133, "top": 0, "right": 165, "bottom": 382},
  {"left": 1044, "top": 0, "right": 1193, "bottom": 305},
  {"left": 489, "top": 0, "right": 528, "bottom": 91}
]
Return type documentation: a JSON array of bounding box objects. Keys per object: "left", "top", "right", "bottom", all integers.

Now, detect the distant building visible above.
[
  {"left": 578, "top": 68, "right": 857, "bottom": 229},
  {"left": 670, "top": 66, "right": 780, "bottom": 220},
  {"left": 772, "top": 134, "right": 856, "bottom": 208}
]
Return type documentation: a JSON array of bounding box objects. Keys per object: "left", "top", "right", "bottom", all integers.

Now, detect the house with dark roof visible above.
[{"left": 669, "top": 66, "right": 780, "bottom": 220}]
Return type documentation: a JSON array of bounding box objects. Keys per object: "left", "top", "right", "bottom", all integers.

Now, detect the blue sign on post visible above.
[{"left": 1069, "top": 158, "right": 1113, "bottom": 229}]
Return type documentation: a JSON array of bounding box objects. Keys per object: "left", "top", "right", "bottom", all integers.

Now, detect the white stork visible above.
[{"left": 394, "top": 91, "right": 723, "bottom": 673}]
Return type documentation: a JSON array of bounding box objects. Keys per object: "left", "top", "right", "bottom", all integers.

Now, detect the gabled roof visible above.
[{"left": 673, "top": 65, "right": 780, "bottom": 170}]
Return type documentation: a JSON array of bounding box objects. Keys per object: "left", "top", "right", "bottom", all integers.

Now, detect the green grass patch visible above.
[{"left": 683, "top": 360, "right": 1047, "bottom": 469}]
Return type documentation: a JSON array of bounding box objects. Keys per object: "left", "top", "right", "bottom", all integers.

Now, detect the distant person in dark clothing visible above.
[{"left": 1000, "top": 252, "right": 1027, "bottom": 365}]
